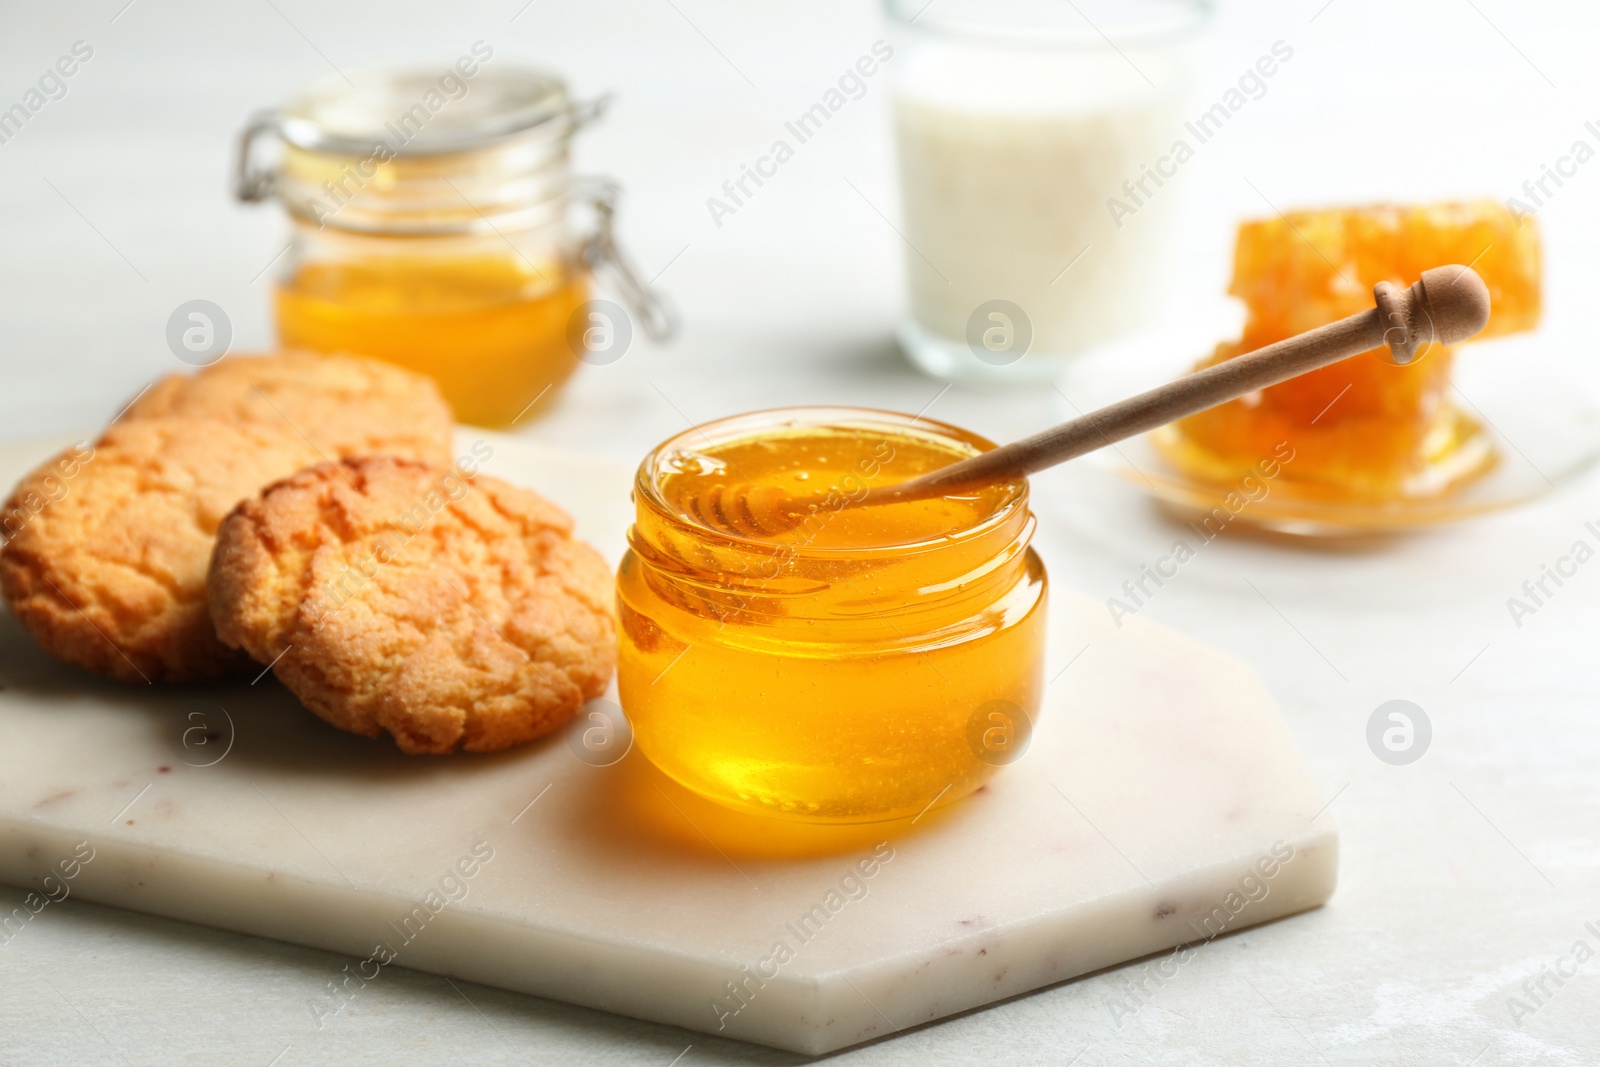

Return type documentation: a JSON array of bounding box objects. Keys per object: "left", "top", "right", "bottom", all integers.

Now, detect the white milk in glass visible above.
[{"left": 888, "top": 9, "right": 1203, "bottom": 382}]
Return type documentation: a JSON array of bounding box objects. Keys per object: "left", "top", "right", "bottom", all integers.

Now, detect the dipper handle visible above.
[{"left": 878, "top": 264, "right": 1492, "bottom": 500}]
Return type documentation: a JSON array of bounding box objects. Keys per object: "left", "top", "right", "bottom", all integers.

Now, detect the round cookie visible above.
[
  {"left": 208, "top": 457, "right": 616, "bottom": 754},
  {"left": 1, "top": 419, "right": 328, "bottom": 683},
  {"left": 122, "top": 350, "right": 455, "bottom": 465}
]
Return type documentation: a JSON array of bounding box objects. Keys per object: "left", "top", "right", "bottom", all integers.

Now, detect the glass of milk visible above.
[{"left": 885, "top": 0, "right": 1210, "bottom": 383}]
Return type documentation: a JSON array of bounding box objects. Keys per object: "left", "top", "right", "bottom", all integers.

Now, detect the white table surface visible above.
[{"left": 2, "top": 0, "right": 1598, "bottom": 1063}]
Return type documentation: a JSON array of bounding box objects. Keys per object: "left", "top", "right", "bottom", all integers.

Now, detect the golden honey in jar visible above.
[
  {"left": 616, "top": 408, "right": 1048, "bottom": 823},
  {"left": 235, "top": 63, "right": 671, "bottom": 427},
  {"left": 275, "top": 236, "right": 589, "bottom": 428}
]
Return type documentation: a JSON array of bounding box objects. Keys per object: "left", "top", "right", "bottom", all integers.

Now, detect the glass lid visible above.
[{"left": 277, "top": 65, "right": 573, "bottom": 156}]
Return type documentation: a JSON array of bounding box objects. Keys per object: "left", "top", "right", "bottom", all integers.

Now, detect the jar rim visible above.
[
  {"left": 882, "top": 0, "right": 1213, "bottom": 49},
  {"left": 634, "top": 405, "right": 1031, "bottom": 557}
]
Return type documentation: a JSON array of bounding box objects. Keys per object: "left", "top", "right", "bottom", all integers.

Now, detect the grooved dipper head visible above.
[{"left": 1375, "top": 265, "right": 1492, "bottom": 364}]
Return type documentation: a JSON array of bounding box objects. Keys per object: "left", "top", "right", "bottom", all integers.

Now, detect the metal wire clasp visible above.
[
  {"left": 232, "top": 110, "right": 281, "bottom": 203},
  {"left": 579, "top": 178, "right": 678, "bottom": 343}
]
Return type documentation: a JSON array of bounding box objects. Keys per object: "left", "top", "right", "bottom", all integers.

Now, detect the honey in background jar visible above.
[
  {"left": 236, "top": 63, "right": 671, "bottom": 428},
  {"left": 277, "top": 245, "right": 588, "bottom": 427}
]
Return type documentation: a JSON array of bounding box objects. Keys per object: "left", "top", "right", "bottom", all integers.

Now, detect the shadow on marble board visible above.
[
  {"left": 539, "top": 738, "right": 970, "bottom": 866},
  {"left": 0, "top": 606, "right": 960, "bottom": 867},
  {"left": 0, "top": 608, "right": 485, "bottom": 788}
]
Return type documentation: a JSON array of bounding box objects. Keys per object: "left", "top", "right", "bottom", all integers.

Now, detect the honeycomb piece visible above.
[
  {"left": 1230, "top": 201, "right": 1541, "bottom": 341},
  {"left": 1176, "top": 336, "right": 1458, "bottom": 499},
  {"left": 1172, "top": 202, "right": 1541, "bottom": 501}
]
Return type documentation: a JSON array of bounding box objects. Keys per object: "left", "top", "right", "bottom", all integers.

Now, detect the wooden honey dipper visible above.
[{"left": 686, "top": 264, "right": 1493, "bottom": 538}]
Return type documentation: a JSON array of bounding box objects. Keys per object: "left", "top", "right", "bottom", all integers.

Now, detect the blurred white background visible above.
[
  {"left": 2, "top": 1, "right": 1598, "bottom": 1064},
  {"left": 4, "top": 0, "right": 1599, "bottom": 451}
]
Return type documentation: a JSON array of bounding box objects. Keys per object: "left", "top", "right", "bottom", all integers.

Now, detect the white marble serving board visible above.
[{"left": 0, "top": 431, "right": 1338, "bottom": 1055}]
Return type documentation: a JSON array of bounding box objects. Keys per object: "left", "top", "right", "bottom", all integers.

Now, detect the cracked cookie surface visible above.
[
  {"left": 208, "top": 457, "right": 616, "bottom": 754},
  {"left": 123, "top": 350, "right": 455, "bottom": 464},
  {"left": 1, "top": 419, "right": 328, "bottom": 682}
]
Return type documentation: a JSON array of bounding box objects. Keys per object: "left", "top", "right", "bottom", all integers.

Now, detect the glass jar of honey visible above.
[
  {"left": 235, "top": 60, "right": 673, "bottom": 427},
  {"left": 616, "top": 407, "right": 1048, "bottom": 823}
]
